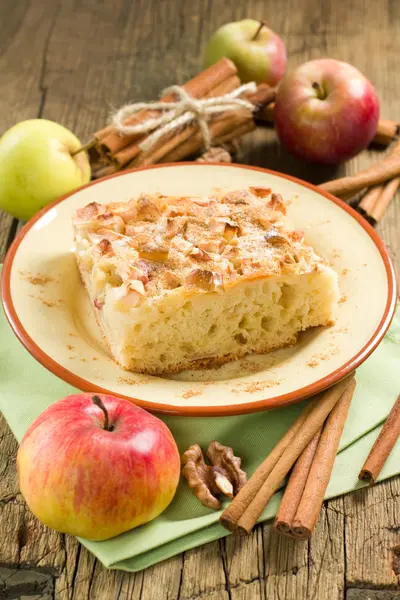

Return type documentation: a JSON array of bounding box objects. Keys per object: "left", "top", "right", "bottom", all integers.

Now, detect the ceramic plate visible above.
[{"left": 1, "top": 163, "right": 397, "bottom": 416}]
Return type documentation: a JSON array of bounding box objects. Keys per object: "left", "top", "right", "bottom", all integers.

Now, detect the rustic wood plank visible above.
[
  {"left": 347, "top": 591, "right": 400, "bottom": 600},
  {"left": 179, "top": 542, "right": 228, "bottom": 599},
  {"left": 344, "top": 478, "right": 400, "bottom": 589},
  {"left": 0, "top": 213, "right": 15, "bottom": 262}
]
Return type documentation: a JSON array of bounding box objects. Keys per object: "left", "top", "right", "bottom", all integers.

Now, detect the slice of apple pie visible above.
[{"left": 73, "top": 187, "right": 339, "bottom": 374}]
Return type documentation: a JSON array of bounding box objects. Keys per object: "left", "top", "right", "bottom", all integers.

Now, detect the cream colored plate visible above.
[{"left": 2, "top": 163, "right": 397, "bottom": 415}]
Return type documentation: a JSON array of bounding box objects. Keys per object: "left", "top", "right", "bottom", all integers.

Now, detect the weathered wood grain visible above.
[
  {"left": 347, "top": 591, "right": 400, "bottom": 600},
  {"left": 0, "top": 0, "right": 399, "bottom": 598}
]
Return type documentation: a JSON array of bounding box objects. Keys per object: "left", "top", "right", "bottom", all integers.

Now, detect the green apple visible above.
[
  {"left": 204, "top": 19, "right": 287, "bottom": 86},
  {"left": 0, "top": 119, "right": 91, "bottom": 221}
]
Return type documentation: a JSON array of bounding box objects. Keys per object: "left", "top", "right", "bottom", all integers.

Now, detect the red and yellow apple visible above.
[
  {"left": 274, "top": 59, "right": 380, "bottom": 164},
  {"left": 17, "top": 394, "right": 180, "bottom": 541},
  {"left": 204, "top": 19, "right": 287, "bottom": 86}
]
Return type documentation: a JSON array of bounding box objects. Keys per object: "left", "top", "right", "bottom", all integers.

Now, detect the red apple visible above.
[
  {"left": 274, "top": 59, "right": 380, "bottom": 164},
  {"left": 17, "top": 394, "right": 181, "bottom": 541}
]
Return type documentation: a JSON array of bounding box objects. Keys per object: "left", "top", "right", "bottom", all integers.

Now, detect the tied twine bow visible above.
[{"left": 112, "top": 82, "right": 257, "bottom": 153}]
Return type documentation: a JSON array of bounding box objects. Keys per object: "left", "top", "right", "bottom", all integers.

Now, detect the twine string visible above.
[{"left": 111, "top": 83, "right": 257, "bottom": 153}]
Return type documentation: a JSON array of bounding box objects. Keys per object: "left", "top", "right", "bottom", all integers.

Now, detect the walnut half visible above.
[{"left": 181, "top": 441, "right": 247, "bottom": 510}]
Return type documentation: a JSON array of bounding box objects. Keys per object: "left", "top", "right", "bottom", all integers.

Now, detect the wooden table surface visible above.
[{"left": 0, "top": 0, "right": 399, "bottom": 598}]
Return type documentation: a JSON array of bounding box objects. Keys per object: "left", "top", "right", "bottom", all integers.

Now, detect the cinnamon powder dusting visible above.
[
  {"left": 118, "top": 376, "right": 139, "bottom": 385},
  {"left": 233, "top": 379, "right": 280, "bottom": 394},
  {"left": 117, "top": 375, "right": 154, "bottom": 385},
  {"left": 306, "top": 358, "right": 320, "bottom": 368},
  {"left": 182, "top": 389, "right": 202, "bottom": 399},
  {"left": 29, "top": 294, "right": 61, "bottom": 308},
  {"left": 306, "top": 344, "right": 339, "bottom": 368},
  {"left": 20, "top": 270, "right": 54, "bottom": 285}
]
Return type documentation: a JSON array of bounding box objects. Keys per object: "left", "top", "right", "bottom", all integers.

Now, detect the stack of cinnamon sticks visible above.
[
  {"left": 220, "top": 379, "right": 400, "bottom": 539},
  {"left": 88, "top": 58, "right": 275, "bottom": 178},
  {"left": 220, "top": 375, "right": 356, "bottom": 536}
]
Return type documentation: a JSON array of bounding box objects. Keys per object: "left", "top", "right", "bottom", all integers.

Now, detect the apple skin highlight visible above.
[
  {"left": 17, "top": 394, "right": 181, "bottom": 541},
  {"left": 274, "top": 59, "right": 380, "bottom": 164}
]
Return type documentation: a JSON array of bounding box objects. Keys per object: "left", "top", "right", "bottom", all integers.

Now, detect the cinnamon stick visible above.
[
  {"left": 98, "top": 58, "right": 237, "bottom": 156},
  {"left": 219, "top": 400, "right": 317, "bottom": 532},
  {"left": 369, "top": 176, "right": 400, "bottom": 222},
  {"left": 274, "top": 428, "right": 322, "bottom": 536},
  {"left": 373, "top": 119, "right": 400, "bottom": 146},
  {"left": 256, "top": 102, "right": 275, "bottom": 124},
  {"left": 220, "top": 375, "right": 355, "bottom": 534},
  {"left": 320, "top": 140, "right": 400, "bottom": 197},
  {"left": 291, "top": 378, "right": 356, "bottom": 539},
  {"left": 112, "top": 74, "right": 242, "bottom": 168},
  {"left": 359, "top": 394, "right": 400, "bottom": 484},
  {"left": 358, "top": 185, "right": 383, "bottom": 216},
  {"left": 358, "top": 141, "right": 400, "bottom": 220},
  {"left": 247, "top": 84, "right": 276, "bottom": 112},
  {"left": 212, "top": 119, "right": 255, "bottom": 146},
  {"left": 92, "top": 164, "right": 118, "bottom": 179}
]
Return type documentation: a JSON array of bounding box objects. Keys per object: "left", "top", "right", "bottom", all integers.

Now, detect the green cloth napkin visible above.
[{"left": 1, "top": 269, "right": 399, "bottom": 571}]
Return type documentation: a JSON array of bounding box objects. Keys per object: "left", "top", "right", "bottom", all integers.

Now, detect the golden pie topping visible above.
[{"left": 73, "top": 188, "right": 326, "bottom": 299}]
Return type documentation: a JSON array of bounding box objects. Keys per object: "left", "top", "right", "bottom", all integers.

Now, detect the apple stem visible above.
[
  {"left": 71, "top": 139, "right": 96, "bottom": 157},
  {"left": 92, "top": 395, "right": 112, "bottom": 431},
  {"left": 252, "top": 20, "right": 266, "bottom": 41},
  {"left": 312, "top": 81, "right": 327, "bottom": 100}
]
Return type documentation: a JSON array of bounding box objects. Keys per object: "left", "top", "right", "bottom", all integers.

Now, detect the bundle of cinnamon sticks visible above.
[
  {"left": 220, "top": 375, "right": 356, "bottom": 535},
  {"left": 87, "top": 58, "right": 275, "bottom": 178},
  {"left": 220, "top": 378, "right": 400, "bottom": 538},
  {"left": 257, "top": 104, "right": 400, "bottom": 224}
]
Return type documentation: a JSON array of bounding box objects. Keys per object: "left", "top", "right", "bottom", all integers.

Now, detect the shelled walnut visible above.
[{"left": 181, "top": 441, "right": 247, "bottom": 509}]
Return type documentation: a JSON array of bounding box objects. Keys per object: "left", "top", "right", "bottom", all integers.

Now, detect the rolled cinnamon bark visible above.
[
  {"left": 320, "top": 140, "right": 400, "bottom": 197},
  {"left": 373, "top": 119, "right": 400, "bottom": 146},
  {"left": 359, "top": 394, "right": 400, "bottom": 484},
  {"left": 274, "top": 428, "right": 323, "bottom": 536},
  {"left": 256, "top": 102, "right": 275, "bottom": 124},
  {"left": 92, "top": 164, "right": 118, "bottom": 179},
  {"left": 291, "top": 378, "right": 356, "bottom": 539},
  {"left": 369, "top": 176, "right": 400, "bottom": 222},
  {"left": 246, "top": 84, "right": 275, "bottom": 111},
  {"left": 219, "top": 400, "right": 317, "bottom": 532},
  {"left": 220, "top": 375, "right": 355, "bottom": 534},
  {"left": 358, "top": 140, "right": 400, "bottom": 220},
  {"left": 215, "top": 120, "right": 255, "bottom": 145},
  {"left": 98, "top": 58, "right": 238, "bottom": 156},
  {"left": 358, "top": 185, "right": 383, "bottom": 216}
]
